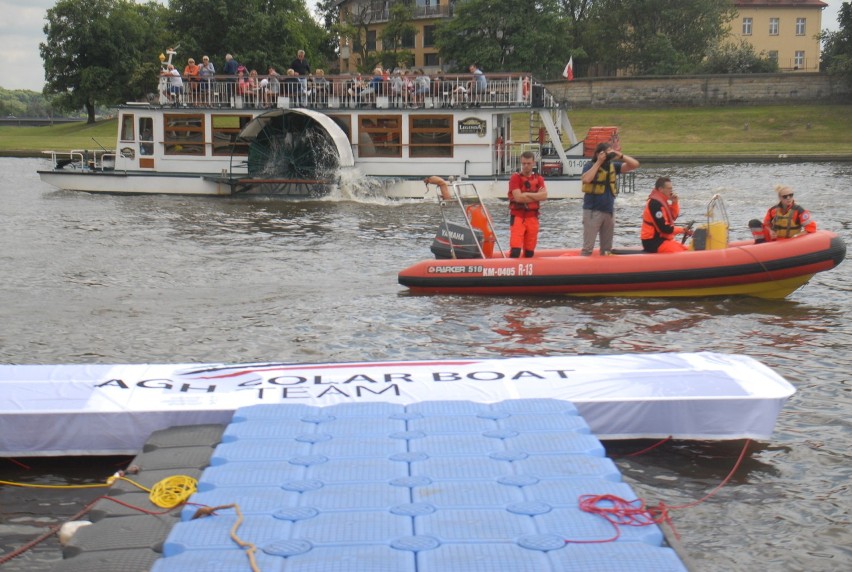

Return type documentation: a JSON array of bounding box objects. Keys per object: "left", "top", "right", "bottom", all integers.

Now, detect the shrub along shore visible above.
[{"left": 2, "top": 104, "right": 852, "bottom": 161}]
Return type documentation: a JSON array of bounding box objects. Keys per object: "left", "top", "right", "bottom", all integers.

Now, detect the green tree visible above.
[
  {"left": 334, "top": 1, "right": 383, "bottom": 72},
  {"left": 434, "top": 0, "right": 569, "bottom": 78},
  {"left": 699, "top": 40, "right": 779, "bottom": 74},
  {"left": 40, "top": 0, "right": 170, "bottom": 123},
  {"left": 587, "top": 0, "right": 736, "bottom": 75},
  {"left": 556, "top": 0, "right": 594, "bottom": 77},
  {"left": 821, "top": 2, "right": 852, "bottom": 89},
  {"left": 382, "top": 3, "right": 417, "bottom": 53},
  {"left": 168, "top": 0, "right": 330, "bottom": 74}
]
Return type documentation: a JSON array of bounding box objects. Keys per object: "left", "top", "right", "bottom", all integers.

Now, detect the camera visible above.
[{"left": 606, "top": 151, "right": 618, "bottom": 161}]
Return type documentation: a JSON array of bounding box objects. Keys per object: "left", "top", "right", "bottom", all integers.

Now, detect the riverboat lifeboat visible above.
[
  {"left": 38, "top": 49, "right": 593, "bottom": 199},
  {"left": 398, "top": 179, "right": 846, "bottom": 298}
]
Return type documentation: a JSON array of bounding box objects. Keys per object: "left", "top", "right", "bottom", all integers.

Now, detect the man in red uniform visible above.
[
  {"left": 641, "top": 176, "right": 692, "bottom": 253},
  {"left": 508, "top": 151, "right": 547, "bottom": 258}
]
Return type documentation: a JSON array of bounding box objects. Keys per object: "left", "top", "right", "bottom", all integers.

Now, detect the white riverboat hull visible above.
[
  {"left": 38, "top": 170, "right": 233, "bottom": 196},
  {"left": 0, "top": 353, "right": 795, "bottom": 456},
  {"left": 38, "top": 168, "right": 584, "bottom": 200}
]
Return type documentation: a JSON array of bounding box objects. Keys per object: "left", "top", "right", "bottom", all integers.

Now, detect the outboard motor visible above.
[{"left": 430, "top": 222, "right": 484, "bottom": 259}]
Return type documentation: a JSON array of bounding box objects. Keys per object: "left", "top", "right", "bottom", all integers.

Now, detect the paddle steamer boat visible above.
[{"left": 39, "top": 51, "right": 591, "bottom": 199}]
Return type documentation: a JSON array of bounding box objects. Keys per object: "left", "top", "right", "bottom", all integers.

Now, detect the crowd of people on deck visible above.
[
  {"left": 425, "top": 139, "right": 818, "bottom": 257},
  {"left": 160, "top": 49, "right": 491, "bottom": 109}
]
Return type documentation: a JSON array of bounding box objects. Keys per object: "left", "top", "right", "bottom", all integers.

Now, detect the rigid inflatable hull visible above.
[{"left": 398, "top": 231, "right": 846, "bottom": 298}]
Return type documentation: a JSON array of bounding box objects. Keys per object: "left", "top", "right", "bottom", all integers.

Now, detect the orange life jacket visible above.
[
  {"left": 641, "top": 189, "right": 680, "bottom": 241},
  {"left": 466, "top": 204, "right": 496, "bottom": 257}
]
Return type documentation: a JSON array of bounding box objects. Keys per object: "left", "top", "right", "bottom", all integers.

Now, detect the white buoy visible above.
[{"left": 58, "top": 521, "right": 92, "bottom": 546}]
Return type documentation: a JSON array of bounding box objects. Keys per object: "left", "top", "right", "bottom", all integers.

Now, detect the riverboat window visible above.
[
  {"left": 742, "top": 17, "right": 752, "bottom": 36},
  {"left": 409, "top": 115, "right": 452, "bottom": 158},
  {"left": 796, "top": 18, "right": 806, "bottom": 36},
  {"left": 358, "top": 115, "right": 401, "bottom": 158},
  {"left": 139, "top": 117, "right": 154, "bottom": 156},
  {"left": 212, "top": 115, "right": 252, "bottom": 156},
  {"left": 164, "top": 114, "right": 205, "bottom": 156},
  {"left": 120, "top": 114, "right": 134, "bottom": 142},
  {"left": 769, "top": 18, "right": 779, "bottom": 36}
]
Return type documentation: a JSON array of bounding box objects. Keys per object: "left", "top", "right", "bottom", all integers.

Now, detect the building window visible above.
[
  {"left": 358, "top": 115, "right": 401, "bottom": 158},
  {"left": 768, "top": 51, "right": 778, "bottom": 64},
  {"left": 769, "top": 18, "right": 779, "bottom": 36},
  {"left": 164, "top": 114, "right": 205, "bottom": 156},
  {"left": 424, "top": 53, "right": 440, "bottom": 67},
  {"left": 742, "top": 17, "right": 752, "bottom": 36},
  {"left": 401, "top": 30, "right": 415, "bottom": 50},
  {"left": 794, "top": 51, "right": 805, "bottom": 68},
  {"left": 211, "top": 115, "right": 252, "bottom": 156},
  {"left": 424, "top": 25, "right": 436, "bottom": 48},
  {"left": 410, "top": 115, "right": 453, "bottom": 158},
  {"left": 366, "top": 30, "right": 377, "bottom": 52},
  {"left": 796, "top": 18, "right": 806, "bottom": 36}
]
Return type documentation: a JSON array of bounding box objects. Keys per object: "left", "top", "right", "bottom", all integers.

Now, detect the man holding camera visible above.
[{"left": 580, "top": 142, "right": 640, "bottom": 256}]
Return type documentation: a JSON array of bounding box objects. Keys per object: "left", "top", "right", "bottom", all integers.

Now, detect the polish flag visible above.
[{"left": 562, "top": 57, "right": 574, "bottom": 81}]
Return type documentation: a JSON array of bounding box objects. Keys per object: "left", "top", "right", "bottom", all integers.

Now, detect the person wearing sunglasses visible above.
[
  {"left": 758, "top": 185, "right": 817, "bottom": 242},
  {"left": 508, "top": 151, "right": 548, "bottom": 258}
]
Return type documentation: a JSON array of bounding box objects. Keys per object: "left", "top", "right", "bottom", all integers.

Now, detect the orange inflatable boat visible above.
[{"left": 399, "top": 181, "right": 845, "bottom": 299}]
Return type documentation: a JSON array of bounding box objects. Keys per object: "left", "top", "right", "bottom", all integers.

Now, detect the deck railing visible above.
[{"left": 156, "top": 73, "right": 561, "bottom": 110}]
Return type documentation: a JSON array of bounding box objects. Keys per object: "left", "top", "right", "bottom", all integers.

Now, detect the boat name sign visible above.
[
  {"left": 457, "top": 117, "right": 487, "bottom": 137},
  {"left": 427, "top": 263, "right": 534, "bottom": 276}
]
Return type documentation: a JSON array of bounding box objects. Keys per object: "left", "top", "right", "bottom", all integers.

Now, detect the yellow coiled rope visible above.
[
  {"left": 3, "top": 473, "right": 197, "bottom": 508},
  {"left": 147, "top": 475, "right": 198, "bottom": 508}
]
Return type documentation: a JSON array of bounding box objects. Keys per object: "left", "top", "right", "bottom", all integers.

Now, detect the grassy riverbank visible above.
[
  {"left": 2, "top": 104, "right": 851, "bottom": 158},
  {"left": 569, "top": 104, "right": 852, "bottom": 158},
  {"left": 0, "top": 120, "right": 116, "bottom": 156}
]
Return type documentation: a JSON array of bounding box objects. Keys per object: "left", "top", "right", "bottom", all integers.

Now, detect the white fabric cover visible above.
[{"left": 0, "top": 352, "right": 795, "bottom": 456}]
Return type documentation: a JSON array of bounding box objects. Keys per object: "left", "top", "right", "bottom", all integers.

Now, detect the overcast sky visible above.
[{"left": 0, "top": 0, "right": 845, "bottom": 92}]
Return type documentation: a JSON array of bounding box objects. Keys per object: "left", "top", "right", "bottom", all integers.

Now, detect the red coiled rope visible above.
[{"left": 570, "top": 438, "right": 752, "bottom": 543}]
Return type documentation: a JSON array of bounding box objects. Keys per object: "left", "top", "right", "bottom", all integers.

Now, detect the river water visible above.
[{"left": 1, "top": 157, "right": 850, "bottom": 571}]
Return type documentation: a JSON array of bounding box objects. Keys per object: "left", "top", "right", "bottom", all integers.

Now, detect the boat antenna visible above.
[{"left": 91, "top": 137, "right": 108, "bottom": 152}]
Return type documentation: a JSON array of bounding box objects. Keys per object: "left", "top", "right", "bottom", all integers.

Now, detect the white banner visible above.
[{"left": 0, "top": 352, "right": 794, "bottom": 455}]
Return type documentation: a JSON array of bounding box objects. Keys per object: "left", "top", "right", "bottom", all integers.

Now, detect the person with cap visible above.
[
  {"left": 641, "top": 176, "right": 692, "bottom": 253},
  {"left": 754, "top": 184, "right": 817, "bottom": 243}
]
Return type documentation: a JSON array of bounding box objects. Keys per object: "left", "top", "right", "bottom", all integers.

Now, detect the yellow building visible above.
[
  {"left": 335, "top": 0, "right": 828, "bottom": 74},
  {"left": 336, "top": 0, "right": 452, "bottom": 73},
  {"left": 732, "top": 0, "right": 828, "bottom": 71}
]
